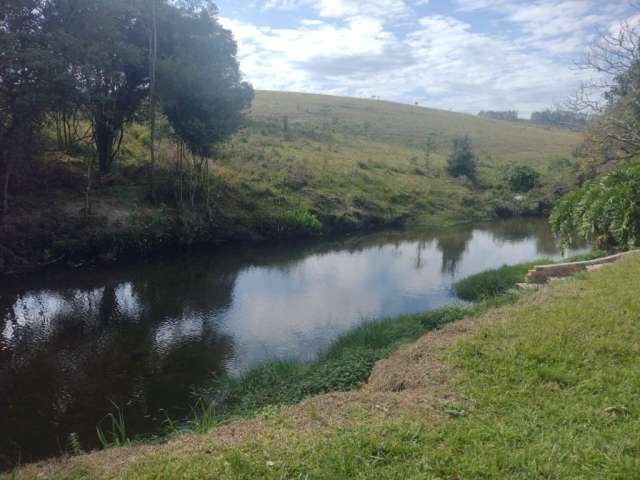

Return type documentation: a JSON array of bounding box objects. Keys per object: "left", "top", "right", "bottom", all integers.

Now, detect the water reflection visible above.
[{"left": 0, "top": 219, "right": 585, "bottom": 468}]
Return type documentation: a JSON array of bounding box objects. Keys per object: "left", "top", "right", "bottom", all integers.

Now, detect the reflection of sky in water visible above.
[
  {"left": 1, "top": 227, "right": 586, "bottom": 372},
  {"left": 217, "top": 230, "right": 585, "bottom": 372}
]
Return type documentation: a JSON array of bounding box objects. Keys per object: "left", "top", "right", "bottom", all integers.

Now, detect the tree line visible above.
[
  {"left": 0, "top": 0, "right": 254, "bottom": 221},
  {"left": 477, "top": 109, "right": 589, "bottom": 131}
]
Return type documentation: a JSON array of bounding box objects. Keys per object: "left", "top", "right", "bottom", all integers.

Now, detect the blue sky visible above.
[{"left": 215, "top": 1, "right": 636, "bottom": 116}]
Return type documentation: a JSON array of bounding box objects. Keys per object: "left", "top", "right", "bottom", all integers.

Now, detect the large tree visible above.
[
  {"left": 157, "top": 5, "right": 254, "bottom": 158},
  {"left": 569, "top": 9, "right": 640, "bottom": 160},
  {"left": 46, "top": 0, "right": 151, "bottom": 174}
]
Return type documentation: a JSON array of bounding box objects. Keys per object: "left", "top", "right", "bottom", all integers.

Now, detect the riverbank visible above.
[
  {"left": 0, "top": 91, "right": 581, "bottom": 275},
  {"left": 9, "top": 253, "right": 639, "bottom": 479}
]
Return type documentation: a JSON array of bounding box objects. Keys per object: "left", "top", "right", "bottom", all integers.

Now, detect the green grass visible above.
[
  {"left": 210, "top": 91, "right": 583, "bottom": 227},
  {"left": 454, "top": 250, "right": 609, "bottom": 301},
  {"left": 454, "top": 260, "right": 547, "bottom": 301},
  {"left": 200, "top": 305, "right": 470, "bottom": 419},
  {"left": 9, "top": 256, "right": 640, "bottom": 479}
]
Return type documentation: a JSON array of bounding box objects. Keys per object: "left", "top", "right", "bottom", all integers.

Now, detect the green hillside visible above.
[
  {"left": 195, "top": 91, "right": 582, "bottom": 228},
  {"left": 3, "top": 91, "right": 582, "bottom": 270}
]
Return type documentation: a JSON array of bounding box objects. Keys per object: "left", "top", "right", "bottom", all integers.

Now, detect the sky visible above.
[{"left": 215, "top": 1, "right": 636, "bottom": 117}]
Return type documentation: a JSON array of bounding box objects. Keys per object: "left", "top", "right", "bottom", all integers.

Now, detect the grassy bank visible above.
[
  {"left": 10, "top": 253, "right": 640, "bottom": 479},
  {"left": 1, "top": 91, "right": 582, "bottom": 274},
  {"left": 454, "top": 250, "right": 608, "bottom": 301},
  {"left": 200, "top": 305, "right": 471, "bottom": 421}
]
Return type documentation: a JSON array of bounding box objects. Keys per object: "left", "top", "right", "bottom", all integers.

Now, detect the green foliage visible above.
[
  {"left": 96, "top": 403, "right": 129, "bottom": 449},
  {"left": 188, "top": 400, "right": 217, "bottom": 434},
  {"left": 505, "top": 164, "right": 540, "bottom": 192},
  {"left": 283, "top": 210, "right": 322, "bottom": 236},
  {"left": 530, "top": 109, "right": 589, "bottom": 131},
  {"left": 447, "top": 135, "right": 477, "bottom": 180},
  {"left": 67, "top": 432, "right": 83, "bottom": 456},
  {"left": 454, "top": 261, "right": 546, "bottom": 301},
  {"left": 550, "top": 162, "right": 640, "bottom": 249},
  {"left": 157, "top": 6, "right": 253, "bottom": 157}
]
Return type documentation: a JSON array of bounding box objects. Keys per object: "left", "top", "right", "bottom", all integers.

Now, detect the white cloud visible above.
[{"left": 222, "top": 0, "right": 636, "bottom": 115}]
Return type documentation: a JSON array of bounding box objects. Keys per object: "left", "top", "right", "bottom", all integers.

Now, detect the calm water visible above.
[{"left": 0, "top": 219, "right": 585, "bottom": 467}]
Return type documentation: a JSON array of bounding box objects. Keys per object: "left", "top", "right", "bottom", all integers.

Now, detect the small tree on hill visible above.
[
  {"left": 506, "top": 165, "right": 540, "bottom": 192},
  {"left": 447, "top": 135, "right": 477, "bottom": 180}
]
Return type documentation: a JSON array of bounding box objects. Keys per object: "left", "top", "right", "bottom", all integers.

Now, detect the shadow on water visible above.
[{"left": 0, "top": 219, "right": 586, "bottom": 469}]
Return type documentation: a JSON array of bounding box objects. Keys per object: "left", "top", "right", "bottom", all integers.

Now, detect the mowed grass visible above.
[{"left": 11, "top": 255, "right": 640, "bottom": 479}]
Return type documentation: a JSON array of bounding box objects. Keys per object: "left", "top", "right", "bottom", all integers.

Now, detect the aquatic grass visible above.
[
  {"left": 454, "top": 250, "right": 610, "bottom": 302},
  {"left": 188, "top": 400, "right": 217, "bottom": 434},
  {"left": 96, "top": 403, "right": 129, "bottom": 449},
  {"left": 453, "top": 261, "right": 547, "bottom": 301},
  {"left": 198, "top": 305, "right": 472, "bottom": 422}
]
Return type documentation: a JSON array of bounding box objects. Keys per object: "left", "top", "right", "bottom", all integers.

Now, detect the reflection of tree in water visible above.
[
  {"left": 436, "top": 227, "right": 473, "bottom": 276},
  {"left": 0, "top": 255, "right": 240, "bottom": 469},
  {"left": 481, "top": 218, "right": 560, "bottom": 256}
]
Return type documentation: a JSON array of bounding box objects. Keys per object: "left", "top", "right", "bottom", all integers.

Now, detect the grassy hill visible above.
[
  {"left": 207, "top": 91, "right": 581, "bottom": 228},
  {"left": 2, "top": 91, "right": 582, "bottom": 271}
]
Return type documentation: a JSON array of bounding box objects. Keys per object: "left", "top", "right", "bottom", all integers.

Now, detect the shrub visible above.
[
  {"left": 550, "top": 162, "right": 640, "bottom": 249},
  {"left": 505, "top": 165, "right": 540, "bottom": 192},
  {"left": 283, "top": 210, "right": 322, "bottom": 236}
]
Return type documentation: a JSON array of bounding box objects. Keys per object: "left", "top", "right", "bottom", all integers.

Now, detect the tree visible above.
[
  {"left": 530, "top": 109, "right": 589, "bottom": 131},
  {"left": 0, "top": 0, "right": 54, "bottom": 222},
  {"left": 447, "top": 135, "right": 477, "bottom": 180},
  {"left": 148, "top": 0, "right": 158, "bottom": 198},
  {"left": 568, "top": 11, "right": 640, "bottom": 160},
  {"left": 47, "top": 0, "right": 151, "bottom": 174},
  {"left": 505, "top": 165, "right": 540, "bottom": 193},
  {"left": 478, "top": 110, "right": 519, "bottom": 122},
  {"left": 157, "top": 4, "right": 253, "bottom": 206}
]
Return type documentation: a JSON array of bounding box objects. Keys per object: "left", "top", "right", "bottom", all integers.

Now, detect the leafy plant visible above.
[
  {"left": 189, "top": 399, "right": 217, "bottom": 434},
  {"left": 96, "top": 402, "right": 129, "bottom": 448},
  {"left": 550, "top": 162, "right": 640, "bottom": 249},
  {"left": 447, "top": 135, "right": 477, "bottom": 180},
  {"left": 283, "top": 210, "right": 322, "bottom": 236},
  {"left": 505, "top": 164, "right": 540, "bottom": 192},
  {"left": 67, "top": 432, "right": 84, "bottom": 455}
]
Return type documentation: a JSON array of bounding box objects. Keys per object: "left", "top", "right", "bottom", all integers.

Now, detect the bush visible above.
[
  {"left": 550, "top": 162, "right": 640, "bottom": 249},
  {"left": 505, "top": 165, "right": 540, "bottom": 192},
  {"left": 283, "top": 210, "right": 322, "bottom": 236}
]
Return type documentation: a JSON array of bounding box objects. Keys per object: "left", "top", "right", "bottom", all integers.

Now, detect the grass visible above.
[
  {"left": 454, "top": 249, "right": 610, "bottom": 301},
  {"left": 8, "top": 256, "right": 640, "bottom": 480},
  {"left": 199, "top": 305, "right": 471, "bottom": 420},
  {"left": 11, "top": 253, "right": 640, "bottom": 479},
  {"left": 454, "top": 260, "right": 547, "bottom": 301}
]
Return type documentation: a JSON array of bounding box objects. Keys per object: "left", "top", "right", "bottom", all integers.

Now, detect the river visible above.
[{"left": 0, "top": 219, "right": 586, "bottom": 468}]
